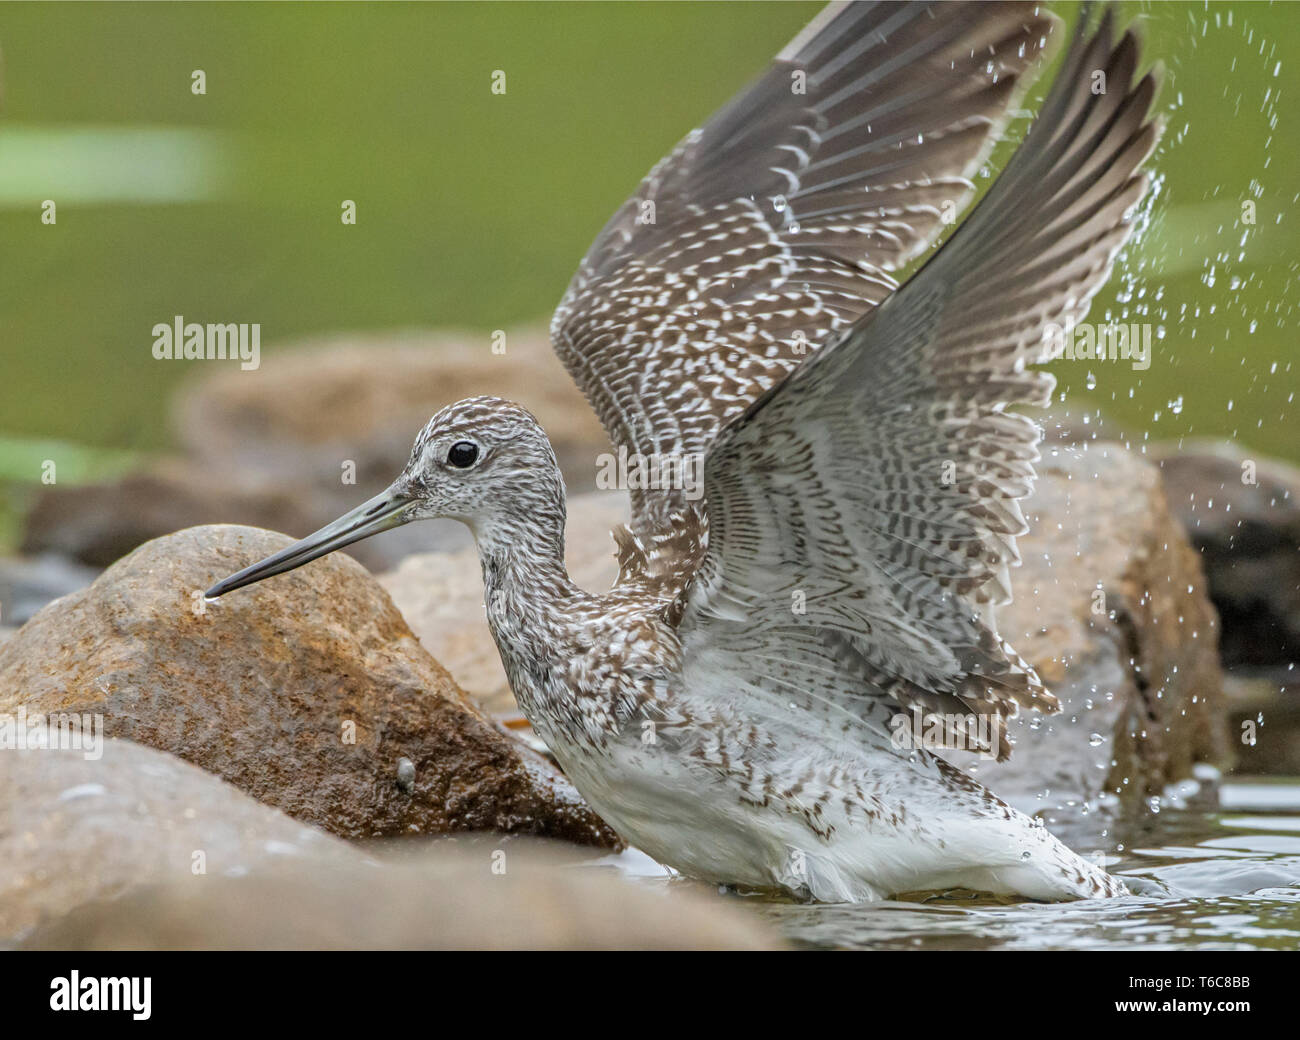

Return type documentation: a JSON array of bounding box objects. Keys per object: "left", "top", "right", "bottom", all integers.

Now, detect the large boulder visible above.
[
  {"left": 385, "top": 447, "right": 1229, "bottom": 838},
  {"left": 3, "top": 741, "right": 779, "bottom": 950},
  {"left": 1151, "top": 439, "right": 1300, "bottom": 672},
  {"left": 0, "top": 525, "right": 619, "bottom": 849}
]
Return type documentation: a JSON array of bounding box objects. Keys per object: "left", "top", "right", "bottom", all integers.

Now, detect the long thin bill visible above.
[{"left": 204, "top": 488, "right": 416, "bottom": 599}]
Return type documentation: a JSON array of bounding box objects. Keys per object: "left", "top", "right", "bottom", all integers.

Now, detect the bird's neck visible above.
[{"left": 472, "top": 489, "right": 582, "bottom": 623}]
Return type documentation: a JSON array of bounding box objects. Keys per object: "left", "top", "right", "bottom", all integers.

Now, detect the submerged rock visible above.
[
  {"left": 4, "top": 741, "right": 776, "bottom": 950},
  {"left": 387, "top": 448, "right": 1228, "bottom": 841},
  {"left": 1151, "top": 439, "right": 1300, "bottom": 673},
  {"left": 0, "top": 525, "right": 619, "bottom": 849}
]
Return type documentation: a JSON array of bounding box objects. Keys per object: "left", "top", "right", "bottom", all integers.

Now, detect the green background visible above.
[{"left": 0, "top": 2, "right": 1294, "bottom": 489}]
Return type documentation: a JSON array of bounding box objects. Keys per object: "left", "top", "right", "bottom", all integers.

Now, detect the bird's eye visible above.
[{"left": 446, "top": 441, "right": 479, "bottom": 468}]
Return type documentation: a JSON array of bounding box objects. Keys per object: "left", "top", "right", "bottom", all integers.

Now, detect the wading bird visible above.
[{"left": 208, "top": 1, "right": 1159, "bottom": 902}]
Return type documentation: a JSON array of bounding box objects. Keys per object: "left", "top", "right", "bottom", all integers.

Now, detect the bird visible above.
[{"left": 207, "top": 1, "right": 1160, "bottom": 903}]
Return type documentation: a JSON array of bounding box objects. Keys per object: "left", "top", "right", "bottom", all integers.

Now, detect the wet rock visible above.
[
  {"left": 0, "top": 738, "right": 359, "bottom": 944},
  {"left": 949, "top": 443, "right": 1228, "bottom": 837},
  {"left": 381, "top": 489, "right": 632, "bottom": 714},
  {"left": 21, "top": 840, "right": 781, "bottom": 950},
  {"left": 1223, "top": 673, "right": 1300, "bottom": 776},
  {"left": 1150, "top": 439, "right": 1300, "bottom": 671},
  {"left": 0, "top": 524, "right": 620, "bottom": 849}
]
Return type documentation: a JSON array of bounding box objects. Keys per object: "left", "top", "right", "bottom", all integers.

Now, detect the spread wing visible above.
[
  {"left": 551, "top": 1, "right": 1058, "bottom": 530},
  {"left": 681, "top": 8, "right": 1161, "bottom": 758}
]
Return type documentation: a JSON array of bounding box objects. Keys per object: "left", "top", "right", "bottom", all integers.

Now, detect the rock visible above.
[
  {"left": 0, "top": 738, "right": 360, "bottom": 944},
  {"left": 1223, "top": 673, "right": 1299, "bottom": 776},
  {"left": 0, "top": 553, "right": 99, "bottom": 627},
  {"left": 1150, "top": 439, "right": 1300, "bottom": 672},
  {"left": 948, "top": 443, "right": 1228, "bottom": 837},
  {"left": 0, "top": 524, "right": 619, "bottom": 849},
  {"left": 172, "top": 327, "right": 611, "bottom": 497},
  {"left": 381, "top": 489, "right": 632, "bottom": 714},
  {"left": 387, "top": 448, "right": 1228, "bottom": 842},
  {"left": 2, "top": 740, "right": 777, "bottom": 950},
  {"left": 20, "top": 840, "right": 781, "bottom": 951}
]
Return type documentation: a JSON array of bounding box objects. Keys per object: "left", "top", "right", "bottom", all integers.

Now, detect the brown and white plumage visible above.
[
  {"left": 551, "top": 1, "right": 1055, "bottom": 510},
  {"left": 209, "top": 2, "right": 1160, "bottom": 903},
  {"left": 682, "top": 4, "right": 1159, "bottom": 761}
]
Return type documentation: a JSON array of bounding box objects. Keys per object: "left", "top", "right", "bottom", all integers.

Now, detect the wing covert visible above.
[{"left": 551, "top": 1, "right": 1059, "bottom": 531}]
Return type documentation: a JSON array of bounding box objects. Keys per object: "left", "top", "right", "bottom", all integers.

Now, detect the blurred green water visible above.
[{"left": 0, "top": 1, "right": 1294, "bottom": 472}]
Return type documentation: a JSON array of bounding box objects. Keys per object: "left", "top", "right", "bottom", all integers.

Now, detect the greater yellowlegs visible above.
[{"left": 208, "top": 2, "right": 1158, "bottom": 902}]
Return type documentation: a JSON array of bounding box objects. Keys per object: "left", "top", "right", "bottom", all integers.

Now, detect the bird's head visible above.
[{"left": 205, "top": 395, "right": 562, "bottom": 599}]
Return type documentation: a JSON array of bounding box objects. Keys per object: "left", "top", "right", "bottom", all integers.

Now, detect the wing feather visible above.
[
  {"left": 551, "top": 1, "right": 1059, "bottom": 532},
  {"left": 683, "top": 7, "right": 1161, "bottom": 759}
]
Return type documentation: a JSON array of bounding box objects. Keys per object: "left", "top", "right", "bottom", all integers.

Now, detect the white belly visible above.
[{"left": 542, "top": 718, "right": 1121, "bottom": 904}]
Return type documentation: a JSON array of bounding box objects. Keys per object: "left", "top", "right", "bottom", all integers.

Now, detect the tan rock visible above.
[
  {"left": 0, "top": 525, "right": 619, "bottom": 848},
  {"left": 1151, "top": 439, "right": 1300, "bottom": 671},
  {"left": 3, "top": 741, "right": 778, "bottom": 950},
  {"left": 0, "top": 738, "right": 360, "bottom": 944},
  {"left": 21, "top": 842, "right": 781, "bottom": 951},
  {"left": 172, "top": 327, "right": 612, "bottom": 496}
]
